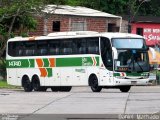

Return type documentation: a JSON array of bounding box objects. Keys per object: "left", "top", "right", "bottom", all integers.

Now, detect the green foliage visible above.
[
  {"left": 0, "top": 80, "right": 21, "bottom": 89},
  {"left": 0, "top": 0, "right": 47, "bottom": 57},
  {"left": 51, "top": 0, "right": 160, "bottom": 16}
]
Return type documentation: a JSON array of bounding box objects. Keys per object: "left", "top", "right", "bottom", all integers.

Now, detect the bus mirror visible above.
[
  {"left": 112, "top": 47, "right": 118, "bottom": 60},
  {"left": 149, "top": 47, "right": 156, "bottom": 60}
]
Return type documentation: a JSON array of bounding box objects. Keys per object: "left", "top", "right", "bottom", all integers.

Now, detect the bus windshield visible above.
[
  {"left": 112, "top": 38, "right": 149, "bottom": 72},
  {"left": 112, "top": 38, "right": 146, "bottom": 49},
  {"left": 115, "top": 49, "right": 149, "bottom": 72}
]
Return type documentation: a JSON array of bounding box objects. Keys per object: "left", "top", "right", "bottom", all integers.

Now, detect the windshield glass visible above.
[
  {"left": 112, "top": 38, "right": 146, "bottom": 49},
  {"left": 115, "top": 49, "right": 149, "bottom": 72}
]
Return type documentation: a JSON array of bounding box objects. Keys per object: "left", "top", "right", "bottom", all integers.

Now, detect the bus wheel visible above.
[
  {"left": 32, "top": 76, "right": 47, "bottom": 92},
  {"left": 51, "top": 87, "right": 60, "bottom": 92},
  {"left": 39, "top": 87, "right": 47, "bottom": 92},
  {"left": 119, "top": 86, "right": 131, "bottom": 92},
  {"left": 89, "top": 75, "right": 102, "bottom": 92},
  {"left": 60, "top": 86, "right": 72, "bottom": 92},
  {"left": 22, "top": 76, "right": 33, "bottom": 92},
  {"left": 32, "top": 76, "right": 41, "bottom": 91}
]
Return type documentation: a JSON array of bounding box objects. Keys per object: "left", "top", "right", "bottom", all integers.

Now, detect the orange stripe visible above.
[
  {"left": 39, "top": 68, "right": 47, "bottom": 77},
  {"left": 49, "top": 58, "right": 55, "bottom": 67},
  {"left": 36, "top": 59, "right": 43, "bottom": 67}
]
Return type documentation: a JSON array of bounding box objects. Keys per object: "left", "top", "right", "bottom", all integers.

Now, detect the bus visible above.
[{"left": 6, "top": 31, "right": 152, "bottom": 92}]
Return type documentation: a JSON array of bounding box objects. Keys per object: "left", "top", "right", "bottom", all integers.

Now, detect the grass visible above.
[{"left": 0, "top": 80, "right": 21, "bottom": 89}]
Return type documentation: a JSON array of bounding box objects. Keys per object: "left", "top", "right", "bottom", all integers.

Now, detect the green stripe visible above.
[
  {"left": 29, "top": 59, "right": 34, "bottom": 67},
  {"left": 6, "top": 56, "right": 99, "bottom": 68},
  {"left": 56, "top": 57, "right": 82, "bottom": 67},
  {"left": 7, "top": 59, "right": 34, "bottom": 68},
  {"left": 43, "top": 58, "right": 49, "bottom": 67},
  {"left": 95, "top": 57, "right": 99, "bottom": 65},
  {"left": 46, "top": 68, "right": 52, "bottom": 77}
]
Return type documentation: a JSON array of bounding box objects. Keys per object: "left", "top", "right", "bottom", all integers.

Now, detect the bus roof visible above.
[{"left": 8, "top": 31, "right": 144, "bottom": 42}]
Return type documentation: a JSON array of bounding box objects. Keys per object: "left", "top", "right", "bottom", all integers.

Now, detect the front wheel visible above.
[
  {"left": 89, "top": 75, "right": 102, "bottom": 92},
  {"left": 119, "top": 86, "right": 131, "bottom": 92}
]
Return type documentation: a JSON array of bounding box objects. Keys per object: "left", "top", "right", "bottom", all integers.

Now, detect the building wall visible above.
[
  {"left": 29, "top": 16, "right": 44, "bottom": 36},
  {"left": 121, "top": 20, "right": 128, "bottom": 33},
  {"left": 29, "top": 15, "right": 120, "bottom": 36},
  {"left": 131, "top": 23, "right": 160, "bottom": 46}
]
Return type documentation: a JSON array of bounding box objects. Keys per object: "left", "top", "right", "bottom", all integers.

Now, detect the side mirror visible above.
[
  {"left": 112, "top": 47, "right": 118, "bottom": 60},
  {"left": 149, "top": 47, "right": 156, "bottom": 60}
]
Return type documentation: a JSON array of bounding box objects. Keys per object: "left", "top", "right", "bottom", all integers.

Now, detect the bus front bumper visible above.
[{"left": 114, "top": 77, "right": 149, "bottom": 86}]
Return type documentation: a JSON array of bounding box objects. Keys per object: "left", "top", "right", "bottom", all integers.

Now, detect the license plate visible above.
[{"left": 131, "top": 81, "right": 137, "bottom": 85}]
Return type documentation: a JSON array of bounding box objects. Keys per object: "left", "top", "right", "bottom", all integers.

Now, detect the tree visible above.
[{"left": 0, "top": 0, "right": 47, "bottom": 58}]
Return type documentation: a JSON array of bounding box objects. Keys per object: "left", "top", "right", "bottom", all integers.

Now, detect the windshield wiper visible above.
[{"left": 128, "top": 55, "right": 144, "bottom": 72}]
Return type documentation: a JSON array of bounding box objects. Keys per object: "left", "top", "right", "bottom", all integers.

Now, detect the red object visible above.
[{"left": 132, "top": 23, "right": 160, "bottom": 46}]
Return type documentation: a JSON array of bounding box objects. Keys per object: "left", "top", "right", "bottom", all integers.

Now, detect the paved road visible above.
[{"left": 0, "top": 86, "right": 160, "bottom": 120}]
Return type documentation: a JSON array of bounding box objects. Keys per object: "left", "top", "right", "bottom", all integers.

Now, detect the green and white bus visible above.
[{"left": 6, "top": 31, "right": 151, "bottom": 92}]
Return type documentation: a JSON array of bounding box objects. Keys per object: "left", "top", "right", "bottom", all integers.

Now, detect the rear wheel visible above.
[
  {"left": 51, "top": 86, "right": 72, "bottom": 92},
  {"left": 39, "top": 87, "right": 47, "bottom": 91},
  {"left": 89, "top": 75, "right": 102, "bottom": 92},
  {"left": 22, "top": 76, "right": 33, "bottom": 92},
  {"left": 119, "top": 86, "right": 131, "bottom": 92},
  {"left": 32, "top": 76, "right": 47, "bottom": 92},
  {"left": 60, "top": 86, "right": 72, "bottom": 92},
  {"left": 32, "top": 76, "right": 40, "bottom": 91},
  {"left": 51, "top": 87, "right": 60, "bottom": 92}
]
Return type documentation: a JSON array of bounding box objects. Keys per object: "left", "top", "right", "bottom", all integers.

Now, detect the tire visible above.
[
  {"left": 22, "top": 76, "right": 33, "bottom": 92},
  {"left": 32, "top": 76, "right": 47, "bottom": 92},
  {"left": 32, "top": 76, "right": 41, "bottom": 91},
  {"left": 89, "top": 75, "right": 102, "bottom": 92},
  {"left": 119, "top": 86, "right": 131, "bottom": 92},
  {"left": 39, "top": 87, "right": 47, "bottom": 92},
  {"left": 51, "top": 86, "right": 72, "bottom": 92},
  {"left": 60, "top": 86, "right": 72, "bottom": 92},
  {"left": 51, "top": 87, "right": 60, "bottom": 92}
]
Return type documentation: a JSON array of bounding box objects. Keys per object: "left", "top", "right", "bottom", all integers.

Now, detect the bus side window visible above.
[
  {"left": 49, "top": 40, "right": 60, "bottom": 55},
  {"left": 77, "top": 38, "right": 87, "bottom": 54},
  {"left": 8, "top": 42, "right": 17, "bottom": 56},
  {"left": 17, "top": 42, "right": 25, "bottom": 56},
  {"left": 37, "top": 40, "right": 48, "bottom": 56},
  {"left": 23, "top": 41, "right": 36, "bottom": 56},
  {"left": 87, "top": 37, "right": 99, "bottom": 54},
  {"left": 61, "top": 40, "right": 73, "bottom": 55}
]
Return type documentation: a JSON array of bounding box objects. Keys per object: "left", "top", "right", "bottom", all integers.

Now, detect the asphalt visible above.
[{"left": 0, "top": 86, "right": 160, "bottom": 120}]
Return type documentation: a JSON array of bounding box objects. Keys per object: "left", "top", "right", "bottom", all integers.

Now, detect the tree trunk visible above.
[{"left": 0, "top": 8, "right": 20, "bottom": 57}]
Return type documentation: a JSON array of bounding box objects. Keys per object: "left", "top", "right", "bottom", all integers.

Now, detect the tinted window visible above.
[
  {"left": 101, "top": 37, "right": 113, "bottom": 70},
  {"left": 87, "top": 38, "right": 99, "bottom": 54},
  {"left": 8, "top": 37, "right": 100, "bottom": 57},
  {"left": 24, "top": 41, "right": 36, "bottom": 56},
  {"left": 37, "top": 41, "right": 48, "bottom": 55},
  {"left": 61, "top": 40, "right": 73, "bottom": 55},
  {"left": 49, "top": 40, "right": 60, "bottom": 55},
  {"left": 76, "top": 38, "right": 87, "bottom": 54}
]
